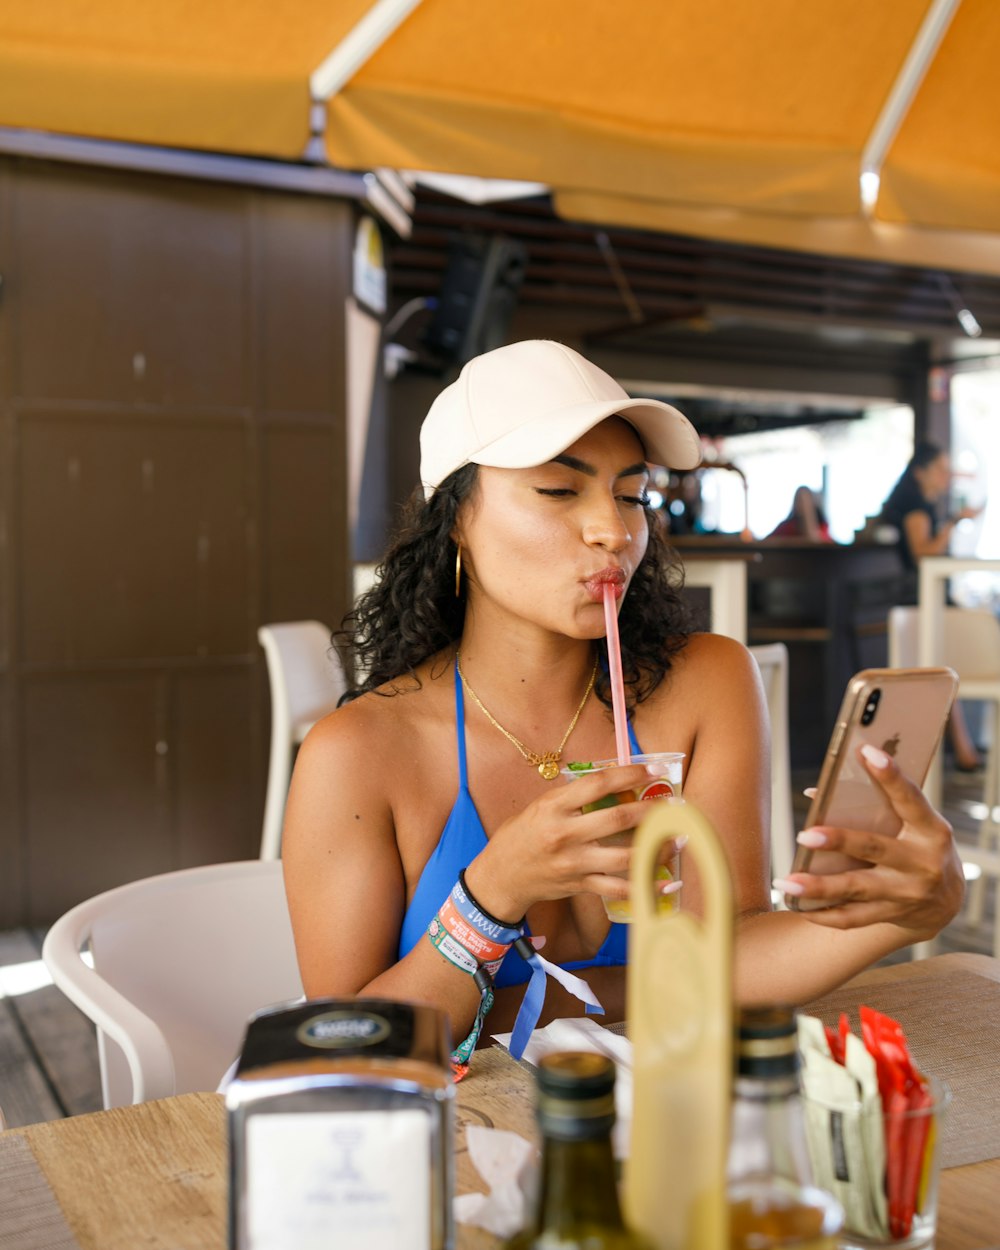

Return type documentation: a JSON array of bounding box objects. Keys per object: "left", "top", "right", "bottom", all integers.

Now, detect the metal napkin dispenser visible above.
[{"left": 227, "top": 998, "right": 454, "bottom": 1250}]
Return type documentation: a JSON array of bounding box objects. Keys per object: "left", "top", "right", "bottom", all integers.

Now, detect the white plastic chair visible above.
[
  {"left": 888, "top": 605, "right": 1000, "bottom": 955},
  {"left": 749, "top": 643, "right": 795, "bottom": 889},
  {"left": 258, "top": 621, "right": 347, "bottom": 860},
  {"left": 41, "top": 860, "right": 303, "bottom": 1109}
]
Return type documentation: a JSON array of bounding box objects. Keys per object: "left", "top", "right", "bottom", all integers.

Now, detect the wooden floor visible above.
[
  {"left": 1, "top": 768, "right": 996, "bottom": 1131},
  {"left": 0, "top": 928, "right": 104, "bottom": 1126}
]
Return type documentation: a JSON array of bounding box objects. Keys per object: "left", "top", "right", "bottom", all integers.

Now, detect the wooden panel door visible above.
[
  {"left": 18, "top": 413, "right": 252, "bottom": 665},
  {"left": 0, "top": 156, "right": 356, "bottom": 925}
]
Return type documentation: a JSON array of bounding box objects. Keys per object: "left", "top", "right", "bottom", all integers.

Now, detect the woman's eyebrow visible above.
[{"left": 551, "top": 454, "right": 648, "bottom": 479}]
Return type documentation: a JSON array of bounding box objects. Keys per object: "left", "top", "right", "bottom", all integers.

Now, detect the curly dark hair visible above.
[{"left": 338, "top": 464, "right": 695, "bottom": 708}]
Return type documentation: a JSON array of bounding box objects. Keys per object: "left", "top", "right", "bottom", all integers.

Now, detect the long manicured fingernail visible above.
[
  {"left": 659, "top": 879, "right": 683, "bottom": 895},
  {"left": 861, "top": 744, "right": 891, "bottom": 769},
  {"left": 797, "top": 828, "right": 827, "bottom": 848},
  {"left": 646, "top": 763, "right": 669, "bottom": 776},
  {"left": 773, "top": 877, "right": 805, "bottom": 896},
  {"left": 803, "top": 786, "right": 817, "bottom": 799}
]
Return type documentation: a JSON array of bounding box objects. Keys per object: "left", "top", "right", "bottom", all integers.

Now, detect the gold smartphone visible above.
[{"left": 785, "top": 666, "right": 959, "bottom": 912}]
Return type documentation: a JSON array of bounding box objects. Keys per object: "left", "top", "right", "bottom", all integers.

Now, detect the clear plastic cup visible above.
[{"left": 561, "top": 752, "right": 685, "bottom": 922}]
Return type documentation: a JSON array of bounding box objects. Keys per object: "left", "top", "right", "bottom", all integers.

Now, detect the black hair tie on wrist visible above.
[{"left": 458, "top": 868, "right": 525, "bottom": 929}]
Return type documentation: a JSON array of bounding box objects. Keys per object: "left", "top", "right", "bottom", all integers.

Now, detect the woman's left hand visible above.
[{"left": 776, "top": 746, "right": 965, "bottom": 940}]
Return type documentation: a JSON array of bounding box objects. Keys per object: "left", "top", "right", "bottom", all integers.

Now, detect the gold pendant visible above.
[{"left": 538, "top": 756, "right": 560, "bottom": 781}]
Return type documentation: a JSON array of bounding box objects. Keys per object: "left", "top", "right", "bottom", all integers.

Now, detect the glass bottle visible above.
[
  {"left": 505, "top": 1051, "right": 651, "bottom": 1250},
  {"left": 727, "top": 1006, "right": 843, "bottom": 1250}
]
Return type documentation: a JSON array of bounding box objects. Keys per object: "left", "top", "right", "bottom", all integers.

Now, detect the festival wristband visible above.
[
  {"left": 508, "top": 936, "right": 605, "bottom": 1061},
  {"left": 454, "top": 874, "right": 607, "bottom": 1062},
  {"left": 426, "top": 873, "right": 606, "bottom": 1072},
  {"left": 438, "top": 895, "right": 514, "bottom": 964},
  {"left": 425, "top": 875, "right": 519, "bottom": 1079},
  {"left": 450, "top": 970, "right": 494, "bottom": 1081},
  {"left": 454, "top": 871, "right": 524, "bottom": 946}
]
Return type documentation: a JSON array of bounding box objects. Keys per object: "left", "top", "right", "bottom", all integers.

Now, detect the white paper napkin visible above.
[
  {"left": 453, "top": 1124, "right": 537, "bottom": 1236},
  {"left": 491, "top": 1016, "right": 634, "bottom": 1159}
]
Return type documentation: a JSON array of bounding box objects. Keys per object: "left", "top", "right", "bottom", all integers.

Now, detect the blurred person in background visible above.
[
  {"left": 879, "top": 441, "right": 985, "bottom": 770},
  {"left": 767, "top": 485, "right": 833, "bottom": 542},
  {"left": 663, "top": 469, "right": 705, "bottom": 536}
]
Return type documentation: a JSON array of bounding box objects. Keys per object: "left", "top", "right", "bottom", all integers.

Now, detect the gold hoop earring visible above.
[{"left": 455, "top": 544, "right": 463, "bottom": 599}]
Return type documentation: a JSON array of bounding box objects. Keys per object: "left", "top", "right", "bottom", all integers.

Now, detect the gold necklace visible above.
[{"left": 456, "top": 652, "right": 598, "bottom": 780}]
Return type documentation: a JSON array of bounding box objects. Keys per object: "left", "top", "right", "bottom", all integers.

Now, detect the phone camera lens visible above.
[{"left": 861, "top": 688, "right": 882, "bottom": 726}]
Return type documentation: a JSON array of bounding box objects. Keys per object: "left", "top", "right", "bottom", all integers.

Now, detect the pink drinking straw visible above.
[{"left": 602, "top": 581, "right": 631, "bottom": 766}]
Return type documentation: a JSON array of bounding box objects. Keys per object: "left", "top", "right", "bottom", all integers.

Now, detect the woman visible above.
[
  {"left": 768, "top": 486, "right": 833, "bottom": 542},
  {"left": 283, "top": 341, "right": 963, "bottom": 1065},
  {"left": 880, "top": 441, "right": 981, "bottom": 584},
  {"left": 880, "top": 442, "right": 984, "bottom": 770}
]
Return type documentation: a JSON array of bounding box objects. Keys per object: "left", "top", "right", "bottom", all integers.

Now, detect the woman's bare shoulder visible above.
[
  {"left": 667, "top": 631, "right": 759, "bottom": 691},
  {"left": 633, "top": 633, "right": 762, "bottom": 750},
  {"left": 284, "top": 663, "right": 453, "bottom": 855},
  {"left": 300, "top": 659, "right": 453, "bottom": 769}
]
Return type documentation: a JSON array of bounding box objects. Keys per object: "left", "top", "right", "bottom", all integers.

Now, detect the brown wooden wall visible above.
[{"left": 0, "top": 157, "right": 354, "bottom": 925}]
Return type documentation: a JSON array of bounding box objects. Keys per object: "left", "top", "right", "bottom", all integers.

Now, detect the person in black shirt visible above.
[
  {"left": 880, "top": 442, "right": 980, "bottom": 583},
  {"left": 880, "top": 441, "right": 984, "bottom": 769}
]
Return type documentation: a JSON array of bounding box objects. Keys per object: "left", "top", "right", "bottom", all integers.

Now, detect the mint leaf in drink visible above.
[{"left": 566, "top": 760, "right": 594, "bottom": 772}]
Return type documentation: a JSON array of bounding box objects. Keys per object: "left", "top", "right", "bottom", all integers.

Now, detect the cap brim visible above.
[{"left": 470, "top": 397, "right": 702, "bottom": 475}]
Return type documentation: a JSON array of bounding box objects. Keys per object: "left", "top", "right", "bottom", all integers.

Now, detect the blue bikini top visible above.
[{"left": 396, "top": 661, "right": 636, "bottom": 986}]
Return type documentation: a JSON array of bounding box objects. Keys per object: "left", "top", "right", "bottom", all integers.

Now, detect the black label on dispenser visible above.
[
  {"left": 234, "top": 997, "right": 429, "bottom": 1075},
  {"left": 297, "top": 1009, "right": 392, "bottom": 1049}
]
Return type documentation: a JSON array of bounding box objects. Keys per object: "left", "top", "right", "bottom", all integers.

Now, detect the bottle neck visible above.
[
  {"left": 534, "top": 1128, "right": 625, "bottom": 1234},
  {"left": 727, "top": 1073, "right": 814, "bottom": 1186},
  {"left": 734, "top": 1072, "right": 800, "bottom": 1101}
]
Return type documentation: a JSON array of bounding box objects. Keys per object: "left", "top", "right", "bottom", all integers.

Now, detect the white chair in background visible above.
[
  {"left": 258, "top": 621, "right": 347, "bottom": 860},
  {"left": 41, "top": 860, "right": 302, "bottom": 1109},
  {"left": 888, "top": 605, "right": 1000, "bottom": 956},
  {"left": 749, "top": 643, "right": 796, "bottom": 890}
]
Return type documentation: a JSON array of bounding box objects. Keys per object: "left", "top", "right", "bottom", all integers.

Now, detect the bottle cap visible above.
[
  {"left": 536, "top": 1052, "right": 616, "bottom": 1138},
  {"left": 735, "top": 1005, "right": 799, "bottom": 1078}
]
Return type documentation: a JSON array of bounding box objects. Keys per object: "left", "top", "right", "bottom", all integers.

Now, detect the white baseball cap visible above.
[{"left": 419, "top": 339, "right": 701, "bottom": 496}]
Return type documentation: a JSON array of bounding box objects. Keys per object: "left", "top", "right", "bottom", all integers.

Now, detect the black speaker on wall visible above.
[{"left": 422, "top": 233, "right": 528, "bottom": 367}]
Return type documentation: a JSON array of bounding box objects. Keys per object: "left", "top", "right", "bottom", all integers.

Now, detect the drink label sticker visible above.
[
  {"left": 637, "top": 779, "right": 675, "bottom": 801},
  {"left": 246, "top": 1109, "right": 431, "bottom": 1250}
]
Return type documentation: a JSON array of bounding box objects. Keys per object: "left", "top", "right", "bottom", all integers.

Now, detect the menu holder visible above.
[{"left": 226, "top": 998, "right": 454, "bottom": 1250}]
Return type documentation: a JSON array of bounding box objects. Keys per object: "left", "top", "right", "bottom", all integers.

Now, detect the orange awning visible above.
[
  {"left": 2, "top": 0, "right": 1000, "bottom": 272},
  {"left": 323, "top": 0, "right": 1000, "bottom": 270},
  {"left": 0, "top": 1, "right": 373, "bottom": 159}
]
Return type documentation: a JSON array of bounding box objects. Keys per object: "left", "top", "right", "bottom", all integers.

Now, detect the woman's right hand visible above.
[{"left": 463, "top": 761, "right": 673, "bottom": 920}]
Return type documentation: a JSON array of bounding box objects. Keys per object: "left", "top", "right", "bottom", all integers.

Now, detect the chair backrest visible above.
[
  {"left": 748, "top": 643, "right": 795, "bottom": 882},
  {"left": 258, "top": 620, "right": 346, "bottom": 858},
  {"left": 41, "top": 860, "right": 303, "bottom": 1109},
  {"left": 888, "top": 606, "right": 1000, "bottom": 680}
]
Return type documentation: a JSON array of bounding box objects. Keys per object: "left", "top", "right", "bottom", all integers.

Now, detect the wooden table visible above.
[{"left": 3, "top": 954, "right": 998, "bottom": 1250}]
